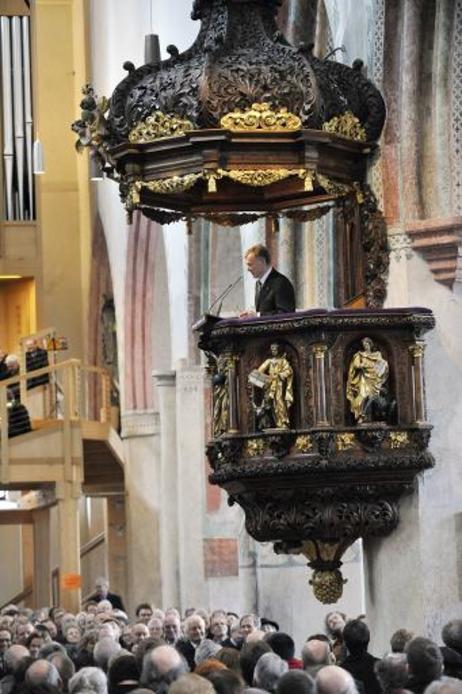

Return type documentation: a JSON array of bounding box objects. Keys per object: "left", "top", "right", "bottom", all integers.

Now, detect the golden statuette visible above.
[
  {"left": 212, "top": 355, "right": 230, "bottom": 438},
  {"left": 346, "top": 337, "right": 389, "bottom": 424},
  {"left": 322, "top": 110, "right": 367, "bottom": 142},
  {"left": 256, "top": 343, "right": 294, "bottom": 430},
  {"left": 220, "top": 102, "right": 302, "bottom": 132},
  {"left": 129, "top": 111, "right": 194, "bottom": 143}
]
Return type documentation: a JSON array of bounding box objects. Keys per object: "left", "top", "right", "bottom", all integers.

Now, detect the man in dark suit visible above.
[
  {"left": 241, "top": 244, "right": 296, "bottom": 316},
  {"left": 88, "top": 577, "right": 125, "bottom": 611}
]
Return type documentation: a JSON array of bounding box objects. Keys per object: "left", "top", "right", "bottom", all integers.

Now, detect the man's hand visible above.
[{"left": 239, "top": 310, "right": 257, "bottom": 319}]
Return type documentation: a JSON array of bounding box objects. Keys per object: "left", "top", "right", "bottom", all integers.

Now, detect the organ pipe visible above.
[
  {"left": 1, "top": 16, "right": 34, "bottom": 220},
  {"left": 1, "top": 17, "right": 14, "bottom": 220},
  {"left": 22, "top": 16, "right": 33, "bottom": 219},
  {"left": 11, "top": 16, "right": 25, "bottom": 220}
]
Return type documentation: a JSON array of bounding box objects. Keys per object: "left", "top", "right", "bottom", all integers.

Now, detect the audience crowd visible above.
[{"left": 0, "top": 577, "right": 461, "bottom": 694}]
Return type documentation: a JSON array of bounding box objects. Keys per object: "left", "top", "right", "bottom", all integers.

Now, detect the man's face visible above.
[
  {"left": 240, "top": 618, "right": 256, "bottom": 638},
  {"left": 65, "top": 626, "right": 81, "bottom": 644},
  {"left": 245, "top": 253, "right": 268, "bottom": 279},
  {"left": 131, "top": 623, "right": 149, "bottom": 645},
  {"left": 17, "top": 623, "right": 34, "bottom": 643},
  {"left": 95, "top": 581, "right": 109, "bottom": 597},
  {"left": 211, "top": 617, "right": 228, "bottom": 642},
  {"left": 186, "top": 617, "right": 205, "bottom": 645},
  {"left": 164, "top": 617, "right": 180, "bottom": 643},
  {"left": 0, "top": 630, "right": 11, "bottom": 653},
  {"left": 148, "top": 618, "right": 163, "bottom": 640},
  {"left": 138, "top": 608, "right": 153, "bottom": 624},
  {"left": 327, "top": 612, "right": 345, "bottom": 634}
]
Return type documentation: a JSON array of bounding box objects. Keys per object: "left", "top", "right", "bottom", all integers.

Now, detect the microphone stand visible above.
[{"left": 208, "top": 275, "right": 242, "bottom": 316}]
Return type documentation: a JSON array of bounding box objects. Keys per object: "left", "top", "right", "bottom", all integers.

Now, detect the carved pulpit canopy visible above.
[{"left": 72, "top": 0, "right": 386, "bottom": 223}]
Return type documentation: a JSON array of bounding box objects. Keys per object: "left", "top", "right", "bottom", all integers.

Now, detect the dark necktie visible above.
[{"left": 255, "top": 280, "right": 262, "bottom": 308}]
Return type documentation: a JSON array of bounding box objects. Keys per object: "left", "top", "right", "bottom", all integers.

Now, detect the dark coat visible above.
[
  {"left": 441, "top": 646, "right": 462, "bottom": 679},
  {"left": 341, "top": 652, "right": 381, "bottom": 694},
  {"left": 256, "top": 269, "right": 296, "bottom": 315},
  {"left": 175, "top": 639, "right": 196, "bottom": 670},
  {"left": 88, "top": 591, "right": 125, "bottom": 611}
]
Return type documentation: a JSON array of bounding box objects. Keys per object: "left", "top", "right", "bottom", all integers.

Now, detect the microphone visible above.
[{"left": 208, "top": 275, "right": 243, "bottom": 316}]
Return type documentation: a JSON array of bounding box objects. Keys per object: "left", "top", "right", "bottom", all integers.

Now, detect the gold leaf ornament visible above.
[
  {"left": 322, "top": 110, "right": 367, "bottom": 142},
  {"left": 129, "top": 111, "right": 194, "bottom": 143},
  {"left": 220, "top": 102, "right": 302, "bottom": 132}
]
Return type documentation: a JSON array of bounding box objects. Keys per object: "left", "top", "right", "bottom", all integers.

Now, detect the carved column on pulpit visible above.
[
  {"left": 226, "top": 354, "right": 240, "bottom": 434},
  {"left": 408, "top": 341, "right": 427, "bottom": 424},
  {"left": 312, "top": 343, "right": 329, "bottom": 425}
]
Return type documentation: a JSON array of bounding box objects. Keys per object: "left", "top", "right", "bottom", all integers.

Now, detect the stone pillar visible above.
[
  {"left": 176, "top": 366, "right": 207, "bottom": 610},
  {"left": 153, "top": 371, "right": 181, "bottom": 608},
  {"left": 122, "top": 412, "right": 162, "bottom": 614},
  {"left": 56, "top": 481, "right": 82, "bottom": 612},
  {"left": 33, "top": 507, "right": 51, "bottom": 607},
  {"left": 277, "top": 220, "right": 295, "bottom": 288},
  {"left": 106, "top": 495, "right": 127, "bottom": 603},
  {"left": 409, "top": 342, "right": 427, "bottom": 423}
]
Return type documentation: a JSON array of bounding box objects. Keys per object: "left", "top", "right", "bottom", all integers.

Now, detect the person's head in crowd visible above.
[
  {"left": 100, "top": 620, "right": 121, "bottom": 641},
  {"left": 27, "top": 631, "right": 47, "bottom": 658},
  {"left": 94, "top": 578, "right": 110, "bottom": 601},
  {"left": 107, "top": 653, "right": 139, "bottom": 694},
  {"left": 48, "top": 652, "right": 75, "bottom": 692},
  {"left": 194, "top": 658, "right": 227, "bottom": 677},
  {"left": 246, "top": 630, "right": 266, "bottom": 645},
  {"left": 206, "top": 668, "right": 244, "bottom": 694},
  {"left": 69, "top": 666, "right": 108, "bottom": 694},
  {"left": 424, "top": 680, "right": 462, "bottom": 693},
  {"left": 5, "top": 354, "right": 19, "bottom": 376},
  {"left": 134, "top": 605, "right": 153, "bottom": 626},
  {"left": 254, "top": 651, "right": 288, "bottom": 692},
  {"left": 325, "top": 612, "right": 347, "bottom": 638},
  {"left": 132, "top": 638, "right": 159, "bottom": 673},
  {"left": 301, "top": 638, "right": 333, "bottom": 675},
  {"left": 1, "top": 604, "right": 19, "bottom": 617},
  {"left": 276, "top": 670, "right": 315, "bottom": 694},
  {"left": 406, "top": 637, "right": 443, "bottom": 687},
  {"left": 16, "top": 621, "right": 35, "bottom": 644},
  {"left": 35, "top": 624, "right": 53, "bottom": 643},
  {"left": 184, "top": 608, "right": 197, "bottom": 619},
  {"left": 38, "top": 642, "right": 66, "bottom": 659},
  {"left": 85, "top": 602, "right": 99, "bottom": 615},
  {"left": 4, "top": 643, "right": 29, "bottom": 673},
  {"left": 196, "top": 609, "right": 211, "bottom": 632},
  {"left": 163, "top": 613, "right": 181, "bottom": 644},
  {"left": 140, "top": 644, "right": 188, "bottom": 692},
  {"left": 240, "top": 614, "right": 260, "bottom": 641},
  {"left": 0, "top": 628, "right": 12, "bottom": 654},
  {"left": 215, "top": 646, "right": 241, "bottom": 672},
  {"left": 97, "top": 600, "right": 113, "bottom": 615},
  {"left": 11, "top": 654, "right": 35, "bottom": 688},
  {"left": 165, "top": 607, "right": 181, "bottom": 620},
  {"left": 184, "top": 615, "right": 206, "bottom": 645},
  {"left": 342, "top": 619, "right": 371, "bottom": 656},
  {"left": 147, "top": 617, "right": 163, "bottom": 641},
  {"left": 41, "top": 620, "right": 59, "bottom": 640},
  {"left": 111, "top": 611, "right": 129, "bottom": 628},
  {"left": 78, "top": 629, "right": 99, "bottom": 653},
  {"left": 265, "top": 632, "right": 295, "bottom": 663},
  {"left": 63, "top": 623, "right": 82, "bottom": 645},
  {"left": 194, "top": 638, "right": 222, "bottom": 665},
  {"left": 25, "top": 659, "right": 62, "bottom": 690},
  {"left": 168, "top": 673, "right": 215, "bottom": 694},
  {"left": 50, "top": 608, "right": 66, "bottom": 627},
  {"left": 375, "top": 652, "right": 409, "bottom": 693},
  {"left": 227, "top": 613, "right": 239, "bottom": 630},
  {"left": 261, "top": 619, "right": 279, "bottom": 634},
  {"left": 442, "top": 620, "right": 462, "bottom": 653},
  {"left": 94, "top": 637, "right": 122, "bottom": 673},
  {"left": 211, "top": 613, "right": 229, "bottom": 643},
  {"left": 151, "top": 608, "right": 165, "bottom": 622},
  {"left": 315, "top": 664, "right": 359, "bottom": 694},
  {"left": 390, "top": 628, "right": 415, "bottom": 653},
  {"left": 130, "top": 624, "right": 149, "bottom": 653},
  {"left": 239, "top": 640, "right": 272, "bottom": 686}
]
